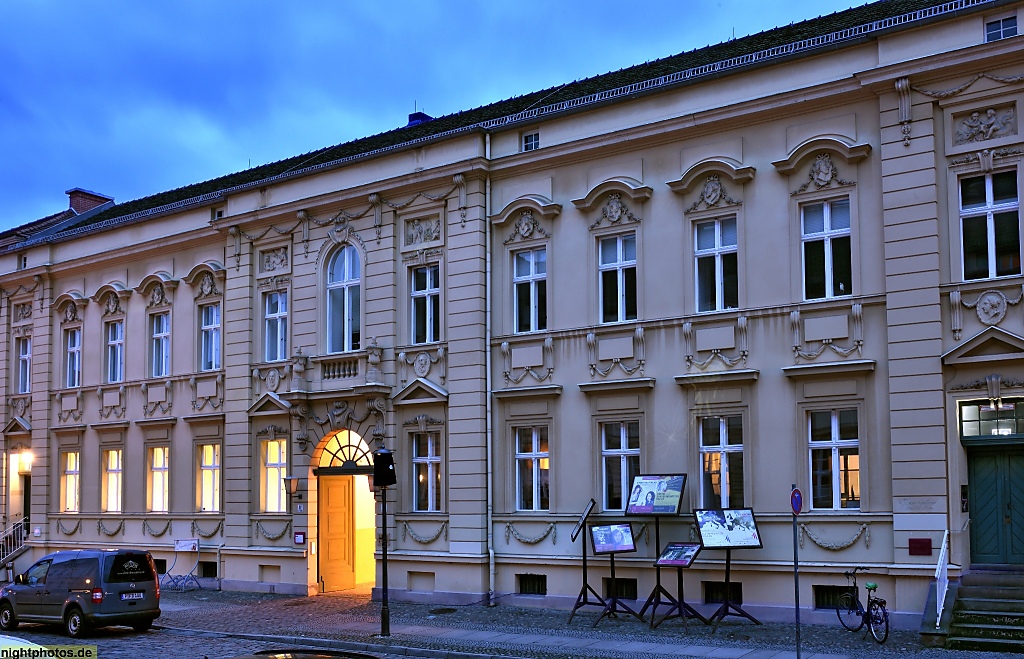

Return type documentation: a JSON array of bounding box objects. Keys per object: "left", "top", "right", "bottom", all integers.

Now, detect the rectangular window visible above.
[
  {"left": 601, "top": 421, "right": 640, "bottom": 510},
  {"left": 515, "top": 426, "right": 550, "bottom": 511},
  {"left": 102, "top": 449, "right": 123, "bottom": 513},
  {"left": 961, "top": 170, "right": 1020, "bottom": 280},
  {"left": 149, "top": 446, "right": 169, "bottom": 512},
  {"left": 809, "top": 408, "right": 860, "bottom": 510},
  {"left": 262, "top": 438, "right": 287, "bottom": 513},
  {"left": 513, "top": 247, "right": 547, "bottom": 333},
  {"left": 522, "top": 132, "right": 540, "bottom": 152},
  {"left": 695, "top": 217, "right": 738, "bottom": 312},
  {"left": 599, "top": 233, "right": 638, "bottom": 323},
  {"left": 802, "top": 198, "right": 851, "bottom": 299},
  {"left": 16, "top": 336, "right": 31, "bottom": 394},
  {"left": 65, "top": 328, "right": 82, "bottom": 388},
  {"left": 198, "top": 444, "right": 221, "bottom": 512},
  {"left": 986, "top": 16, "right": 1017, "bottom": 41},
  {"left": 699, "top": 415, "right": 744, "bottom": 508},
  {"left": 264, "top": 292, "right": 288, "bottom": 362},
  {"left": 150, "top": 312, "right": 170, "bottom": 377},
  {"left": 411, "top": 265, "right": 440, "bottom": 344},
  {"left": 412, "top": 432, "right": 442, "bottom": 512},
  {"left": 60, "top": 451, "right": 80, "bottom": 513},
  {"left": 199, "top": 303, "right": 221, "bottom": 371},
  {"left": 105, "top": 320, "right": 124, "bottom": 383}
]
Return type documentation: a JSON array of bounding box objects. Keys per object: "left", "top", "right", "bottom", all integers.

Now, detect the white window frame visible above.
[
  {"left": 514, "top": 425, "right": 549, "bottom": 511},
  {"left": 512, "top": 247, "right": 547, "bottom": 333},
  {"left": 262, "top": 438, "right": 288, "bottom": 513},
  {"left": 102, "top": 448, "right": 123, "bottom": 513},
  {"left": 65, "top": 327, "right": 82, "bottom": 388},
  {"left": 598, "top": 232, "right": 638, "bottom": 324},
  {"left": 60, "top": 451, "right": 80, "bottom": 513},
  {"left": 522, "top": 131, "right": 540, "bottom": 152},
  {"left": 150, "top": 312, "right": 170, "bottom": 378},
  {"left": 327, "top": 245, "right": 362, "bottom": 353},
  {"left": 16, "top": 336, "right": 31, "bottom": 394},
  {"left": 264, "top": 291, "right": 289, "bottom": 362},
  {"left": 960, "top": 169, "right": 1020, "bottom": 281},
  {"left": 411, "top": 264, "right": 440, "bottom": 344},
  {"left": 198, "top": 443, "right": 221, "bottom": 513},
  {"left": 199, "top": 303, "right": 221, "bottom": 371},
  {"left": 411, "top": 432, "right": 442, "bottom": 512},
  {"left": 601, "top": 420, "right": 640, "bottom": 511},
  {"left": 986, "top": 15, "right": 1017, "bottom": 41},
  {"left": 105, "top": 320, "right": 124, "bottom": 383},
  {"left": 801, "top": 197, "right": 852, "bottom": 300},
  {"left": 808, "top": 408, "right": 861, "bottom": 511},
  {"left": 694, "top": 216, "right": 738, "bottom": 312},
  {"left": 698, "top": 415, "right": 744, "bottom": 508},
  {"left": 149, "top": 446, "right": 169, "bottom": 513}
]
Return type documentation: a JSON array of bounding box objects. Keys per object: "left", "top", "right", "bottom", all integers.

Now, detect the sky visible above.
[{"left": 0, "top": 0, "right": 864, "bottom": 233}]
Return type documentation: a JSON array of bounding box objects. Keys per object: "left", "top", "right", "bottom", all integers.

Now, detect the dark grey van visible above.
[{"left": 0, "top": 548, "right": 160, "bottom": 637}]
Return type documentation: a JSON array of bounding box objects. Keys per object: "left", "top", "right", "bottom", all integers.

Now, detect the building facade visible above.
[{"left": 1, "top": 0, "right": 1022, "bottom": 625}]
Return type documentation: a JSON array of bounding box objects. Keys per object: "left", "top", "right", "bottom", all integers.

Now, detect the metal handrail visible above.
[
  {"left": 0, "top": 519, "right": 29, "bottom": 566},
  {"left": 935, "top": 529, "right": 950, "bottom": 629}
]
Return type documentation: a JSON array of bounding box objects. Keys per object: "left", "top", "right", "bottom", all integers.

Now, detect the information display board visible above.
[
  {"left": 655, "top": 542, "right": 702, "bottom": 568},
  {"left": 590, "top": 523, "right": 636, "bottom": 555},
  {"left": 694, "top": 508, "right": 763, "bottom": 549},
  {"left": 626, "top": 474, "right": 686, "bottom": 515}
]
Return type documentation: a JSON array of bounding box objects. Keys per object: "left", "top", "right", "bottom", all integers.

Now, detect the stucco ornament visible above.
[
  {"left": 63, "top": 303, "right": 78, "bottom": 323},
  {"left": 504, "top": 210, "right": 549, "bottom": 245},
  {"left": 262, "top": 247, "right": 289, "bottom": 272},
  {"left": 976, "top": 290, "right": 1008, "bottom": 325},
  {"left": 413, "top": 352, "right": 432, "bottom": 378},
  {"left": 197, "top": 272, "right": 221, "bottom": 298},
  {"left": 955, "top": 107, "right": 1016, "bottom": 145},
  {"left": 266, "top": 368, "right": 281, "bottom": 392},
  {"left": 149, "top": 284, "right": 167, "bottom": 307},
  {"left": 104, "top": 292, "right": 122, "bottom": 315},
  {"left": 793, "top": 153, "right": 855, "bottom": 195}
]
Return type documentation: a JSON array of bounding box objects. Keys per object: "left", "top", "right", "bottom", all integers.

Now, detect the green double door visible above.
[{"left": 969, "top": 451, "right": 1024, "bottom": 564}]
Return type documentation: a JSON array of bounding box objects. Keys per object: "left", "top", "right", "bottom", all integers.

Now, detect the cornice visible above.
[{"left": 855, "top": 37, "right": 1024, "bottom": 91}]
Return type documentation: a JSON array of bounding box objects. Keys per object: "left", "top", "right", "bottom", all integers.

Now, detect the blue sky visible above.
[{"left": 0, "top": 0, "right": 861, "bottom": 232}]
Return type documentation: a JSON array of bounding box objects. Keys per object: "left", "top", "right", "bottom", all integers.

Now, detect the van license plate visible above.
[{"left": 121, "top": 592, "right": 144, "bottom": 601}]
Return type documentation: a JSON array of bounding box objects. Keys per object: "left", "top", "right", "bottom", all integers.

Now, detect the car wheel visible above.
[
  {"left": 64, "top": 607, "right": 88, "bottom": 638},
  {"left": 0, "top": 601, "right": 17, "bottom": 631},
  {"left": 131, "top": 619, "right": 153, "bottom": 632}
]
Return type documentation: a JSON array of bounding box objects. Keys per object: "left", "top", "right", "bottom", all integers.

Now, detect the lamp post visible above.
[{"left": 373, "top": 447, "right": 396, "bottom": 637}]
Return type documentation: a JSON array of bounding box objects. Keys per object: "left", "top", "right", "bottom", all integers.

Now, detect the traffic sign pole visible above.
[{"left": 791, "top": 485, "right": 802, "bottom": 659}]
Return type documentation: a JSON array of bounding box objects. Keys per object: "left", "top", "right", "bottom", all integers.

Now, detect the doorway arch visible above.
[{"left": 312, "top": 429, "right": 376, "bottom": 592}]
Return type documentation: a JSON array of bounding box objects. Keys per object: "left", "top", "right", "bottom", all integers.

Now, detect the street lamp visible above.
[{"left": 372, "top": 447, "right": 396, "bottom": 637}]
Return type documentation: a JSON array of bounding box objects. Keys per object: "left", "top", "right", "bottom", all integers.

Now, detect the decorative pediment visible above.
[
  {"left": 91, "top": 282, "right": 131, "bottom": 315},
  {"left": 52, "top": 291, "right": 88, "bottom": 323},
  {"left": 247, "top": 392, "right": 292, "bottom": 416},
  {"left": 135, "top": 272, "right": 178, "bottom": 307},
  {"left": 184, "top": 261, "right": 226, "bottom": 299},
  {"left": 392, "top": 377, "right": 449, "bottom": 406},
  {"left": 490, "top": 195, "right": 561, "bottom": 227},
  {"left": 667, "top": 159, "right": 756, "bottom": 196},
  {"left": 771, "top": 137, "right": 871, "bottom": 176},
  {"left": 571, "top": 177, "right": 652, "bottom": 212},
  {"left": 943, "top": 327, "right": 1024, "bottom": 366},
  {"left": 3, "top": 417, "right": 31, "bottom": 434}
]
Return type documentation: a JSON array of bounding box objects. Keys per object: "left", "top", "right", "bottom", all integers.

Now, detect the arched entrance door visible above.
[{"left": 314, "top": 429, "right": 375, "bottom": 592}]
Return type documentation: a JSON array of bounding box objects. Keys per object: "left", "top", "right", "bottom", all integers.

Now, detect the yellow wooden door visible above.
[{"left": 319, "top": 476, "right": 356, "bottom": 592}]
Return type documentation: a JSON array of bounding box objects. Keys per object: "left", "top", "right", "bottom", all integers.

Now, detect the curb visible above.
[{"left": 155, "top": 624, "right": 531, "bottom": 659}]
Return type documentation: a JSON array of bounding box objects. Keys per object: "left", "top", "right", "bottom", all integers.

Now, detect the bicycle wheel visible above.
[
  {"left": 836, "top": 592, "right": 864, "bottom": 631},
  {"left": 868, "top": 600, "right": 889, "bottom": 643}
]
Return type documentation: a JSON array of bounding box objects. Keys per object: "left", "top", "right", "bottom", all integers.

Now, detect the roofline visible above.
[{"left": 11, "top": 0, "right": 1001, "bottom": 250}]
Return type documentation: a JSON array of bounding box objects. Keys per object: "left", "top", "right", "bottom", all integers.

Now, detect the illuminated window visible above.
[
  {"left": 198, "top": 444, "right": 221, "bottom": 512},
  {"left": 262, "top": 438, "right": 287, "bottom": 513},
  {"left": 149, "top": 447, "right": 169, "bottom": 512},
  {"left": 601, "top": 421, "right": 640, "bottom": 510},
  {"left": 60, "top": 452, "right": 80, "bottom": 513},
  {"left": 698, "top": 415, "right": 744, "bottom": 508},
  {"left": 102, "top": 449, "right": 123, "bottom": 513},
  {"left": 809, "top": 409, "right": 860, "bottom": 510},
  {"left": 514, "top": 426, "right": 549, "bottom": 511}
]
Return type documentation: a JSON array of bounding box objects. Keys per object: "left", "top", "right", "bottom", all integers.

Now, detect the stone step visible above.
[
  {"left": 956, "top": 585, "right": 1024, "bottom": 600},
  {"left": 961, "top": 572, "right": 1024, "bottom": 589},
  {"left": 955, "top": 609, "right": 1024, "bottom": 627},
  {"left": 955, "top": 597, "right": 1024, "bottom": 614},
  {"left": 947, "top": 635, "right": 1024, "bottom": 653},
  {"left": 949, "top": 622, "right": 1024, "bottom": 640}
]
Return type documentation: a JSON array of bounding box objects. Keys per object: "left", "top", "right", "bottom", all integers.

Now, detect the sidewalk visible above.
[{"left": 153, "top": 588, "right": 988, "bottom": 659}]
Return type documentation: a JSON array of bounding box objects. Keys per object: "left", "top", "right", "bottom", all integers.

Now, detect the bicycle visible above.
[{"left": 835, "top": 566, "right": 889, "bottom": 643}]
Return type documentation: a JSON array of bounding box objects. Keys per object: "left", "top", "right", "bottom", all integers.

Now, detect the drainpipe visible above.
[{"left": 484, "top": 133, "right": 496, "bottom": 606}]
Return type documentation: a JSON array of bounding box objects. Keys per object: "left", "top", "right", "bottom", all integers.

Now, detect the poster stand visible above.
[
  {"left": 645, "top": 539, "right": 708, "bottom": 629},
  {"left": 568, "top": 499, "right": 605, "bottom": 623},
  {"left": 592, "top": 548, "right": 643, "bottom": 627},
  {"left": 638, "top": 516, "right": 671, "bottom": 621},
  {"left": 708, "top": 548, "right": 761, "bottom": 632}
]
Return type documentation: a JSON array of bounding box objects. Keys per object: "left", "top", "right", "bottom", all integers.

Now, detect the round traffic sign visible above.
[{"left": 791, "top": 488, "right": 803, "bottom": 515}]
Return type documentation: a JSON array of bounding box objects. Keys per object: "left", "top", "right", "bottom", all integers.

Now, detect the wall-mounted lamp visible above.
[
  {"left": 16, "top": 450, "right": 33, "bottom": 475},
  {"left": 283, "top": 476, "right": 302, "bottom": 500}
]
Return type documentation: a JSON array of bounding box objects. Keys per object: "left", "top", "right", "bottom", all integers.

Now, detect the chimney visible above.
[
  {"left": 66, "top": 188, "right": 113, "bottom": 214},
  {"left": 406, "top": 111, "right": 433, "bottom": 128}
]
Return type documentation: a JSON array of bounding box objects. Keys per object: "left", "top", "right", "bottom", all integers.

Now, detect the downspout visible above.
[{"left": 484, "top": 132, "right": 496, "bottom": 606}]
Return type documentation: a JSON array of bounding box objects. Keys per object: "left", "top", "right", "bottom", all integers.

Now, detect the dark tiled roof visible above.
[
  {"left": 0, "top": 208, "right": 76, "bottom": 248},
  {"left": 14, "top": 0, "right": 990, "bottom": 247}
]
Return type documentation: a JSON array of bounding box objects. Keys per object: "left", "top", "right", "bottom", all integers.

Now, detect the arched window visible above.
[{"left": 327, "top": 245, "right": 361, "bottom": 353}]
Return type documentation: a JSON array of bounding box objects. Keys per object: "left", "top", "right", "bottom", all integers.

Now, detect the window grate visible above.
[
  {"left": 703, "top": 580, "right": 742, "bottom": 605},
  {"left": 603, "top": 577, "right": 637, "bottom": 601},
  {"left": 517, "top": 573, "right": 547, "bottom": 595},
  {"left": 814, "top": 584, "right": 850, "bottom": 609}
]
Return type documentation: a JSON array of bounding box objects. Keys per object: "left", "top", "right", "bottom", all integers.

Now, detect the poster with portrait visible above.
[
  {"left": 694, "top": 508, "right": 763, "bottom": 549},
  {"left": 655, "top": 542, "right": 702, "bottom": 568},
  {"left": 626, "top": 474, "right": 686, "bottom": 515},
  {"left": 590, "top": 523, "right": 636, "bottom": 555}
]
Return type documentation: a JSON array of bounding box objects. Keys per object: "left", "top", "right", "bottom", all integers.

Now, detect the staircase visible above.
[{"left": 947, "top": 570, "right": 1024, "bottom": 652}]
